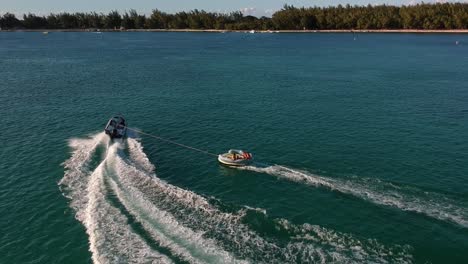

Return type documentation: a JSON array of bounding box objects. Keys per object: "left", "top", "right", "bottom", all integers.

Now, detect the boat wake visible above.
[
  {"left": 241, "top": 164, "right": 468, "bottom": 229},
  {"left": 60, "top": 133, "right": 412, "bottom": 263}
]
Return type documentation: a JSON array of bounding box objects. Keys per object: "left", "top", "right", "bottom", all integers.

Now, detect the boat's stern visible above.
[{"left": 104, "top": 115, "right": 127, "bottom": 139}]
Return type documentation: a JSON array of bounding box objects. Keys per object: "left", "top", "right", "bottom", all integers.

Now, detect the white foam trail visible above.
[
  {"left": 84, "top": 151, "right": 172, "bottom": 264},
  {"left": 242, "top": 165, "right": 468, "bottom": 228},
  {"left": 59, "top": 132, "right": 107, "bottom": 217},
  {"left": 127, "top": 137, "right": 155, "bottom": 174},
  {"left": 61, "top": 137, "right": 172, "bottom": 263}
]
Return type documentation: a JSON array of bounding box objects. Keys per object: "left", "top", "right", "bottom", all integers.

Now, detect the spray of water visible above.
[{"left": 60, "top": 134, "right": 413, "bottom": 263}]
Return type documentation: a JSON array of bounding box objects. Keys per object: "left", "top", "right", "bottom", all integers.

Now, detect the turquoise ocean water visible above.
[{"left": 1, "top": 32, "right": 467, "bottom": 263}]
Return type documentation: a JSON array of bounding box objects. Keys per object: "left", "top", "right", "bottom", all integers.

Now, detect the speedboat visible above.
[
  {"left": 218, "top": 149, "right": 253, "bottom": 166},
  {"left": 104, "top": 115, "right": 127, "bottom": 139}
]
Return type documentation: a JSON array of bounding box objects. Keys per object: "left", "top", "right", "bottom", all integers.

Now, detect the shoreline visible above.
[{"left": 2, "top": 29, "right": 468, "bottom": 33}]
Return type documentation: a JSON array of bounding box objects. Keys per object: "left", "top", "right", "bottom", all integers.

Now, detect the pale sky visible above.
[{"left": 0, "top": 0, "right": 456, "bottom": 17}]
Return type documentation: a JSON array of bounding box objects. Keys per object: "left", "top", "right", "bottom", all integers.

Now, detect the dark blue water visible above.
[{"left": 1, "top": 32, "right": 467, "bottom": 263}]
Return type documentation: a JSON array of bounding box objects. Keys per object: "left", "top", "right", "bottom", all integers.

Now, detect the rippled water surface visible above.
[{"left": 1, "top": 32, "right": 467, "bottom": 263}]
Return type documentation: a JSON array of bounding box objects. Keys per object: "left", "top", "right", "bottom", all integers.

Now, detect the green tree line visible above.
[{"left": 1, "top": 3, "right": 467, "bottom": 30}]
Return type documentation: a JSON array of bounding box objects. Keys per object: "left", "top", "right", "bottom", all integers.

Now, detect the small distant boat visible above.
[
  {"left": 104, "top": 115, "right": 127, "bottom": 139},
  {"left": 249, "top": 30, "right": 255, "bottom": 34},
  {"left": 218, "top": 149, "right": 253, "bottom": 166},
  {"left": 42, "top": 31, "right": 49, "bottom": 35}
]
